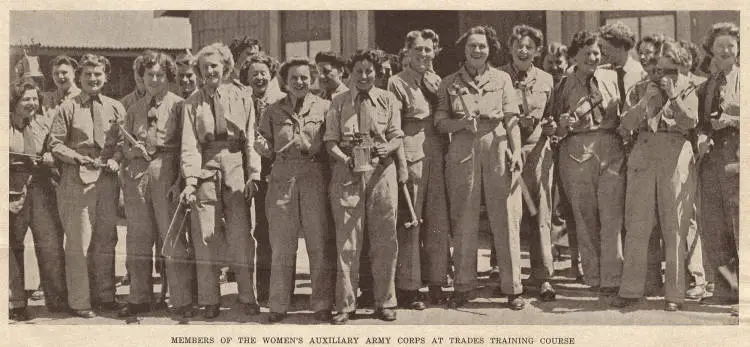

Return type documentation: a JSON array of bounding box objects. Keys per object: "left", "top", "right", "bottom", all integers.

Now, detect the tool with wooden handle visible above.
[
  {"left": 161, "top": 201, "right": 191, "bottom": 259},
  {"left": 505, "top": 149, "right": 537, "bottom": 216},
  {"left": 401, "top": 184, "right": 421, "bottom": 229}
]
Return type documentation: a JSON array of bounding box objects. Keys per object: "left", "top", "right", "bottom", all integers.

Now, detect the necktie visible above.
[
  {"left": 90, "top": 95, "right": 106, "bottom": 148},
  {"left": 254, "top": 97, "right": 266, "bottom": 124},
  {"left": 210, "top": 91, "right": 227, "bottom": 141},
  {"left": 616, "top": 67, "right": 626, "bottom": 110},
  {"left": 714, "top": 71, "right": 727, "bottom": 114},
  {"left": 419, "top": 75, "right": 439, "bottom": 110},
  {"left": 587, "top": 77, "right": 603, "bottom": 126},
  {"left": 357, "top": 91, "right": 373, "bottom": 135},
  {"left": 145, "top": 98, "right": 159, "bottom": 155}
]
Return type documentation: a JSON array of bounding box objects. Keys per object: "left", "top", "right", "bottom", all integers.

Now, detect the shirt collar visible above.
[
  {"left": 506, "top": 63, "right": 537, "bottom": 85},
  {"left": 57, "top": 86, "right": 81, "bottom": 100},
  {"left": 402, "top": 65, "right": 423, "bottom": 85},
  {"left": 281, "top": 93, "right": 316, "bottom": 117},
  {"left": 351, "top": 86, "right": 377, "bottom": 106},
  {"left": 79, "top": 91, "right": 101, "bottom": 105},
  {"left": 458, "top": 64, "right": 493, "bottom": 91},
  {"left": 11, "top": 112, "right": 31, "bottom": 131}
]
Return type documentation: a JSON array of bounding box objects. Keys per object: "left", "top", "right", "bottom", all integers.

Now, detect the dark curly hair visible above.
[
  {"left": 229, "top": 36, "right": 262, "bottom": 62},
  {"left": 679, "top": 39, "right": 702, "bottom": 73},
  {"left": 702, "top": 22, "right": 740, "bottom": 57},
  {"left": 598, "top": 22, "right": 636, "bottom": 50},
  {"left": 137, "top": 51, "right": 177, "bottom": 83},
  {"left": 508, "top": 24, "right": 544, "bottom": 50},
  {"left": 347, "top": 49, "right": 383, "bottom": 76},
  {"left": 568, "top": 30, "right": 600, "bottom": 57},
  {"left": 314, "top": 51, "right": 346, "bottom": 71},
  {"left": 455, "top": 25, "right": 502, "bottom": 65},
  {"left": 278, "top": 57, "right": 315, "bottom": 89},
  {"left": 405, "top": 29, "right": 442, "bottom": 54},
  {"left": 636, "top": 33, "right": 667, "bottom": 57},
  {"left": 50, "top": 55, "right": 78, "bottom": 71}
]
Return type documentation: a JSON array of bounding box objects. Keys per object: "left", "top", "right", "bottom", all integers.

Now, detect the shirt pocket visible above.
[
  {"left": 480, "top": 85, "right": 504, "bottom": 118},
  {"left": 273, "top": 118, "right": 296, "bottom": 146}
]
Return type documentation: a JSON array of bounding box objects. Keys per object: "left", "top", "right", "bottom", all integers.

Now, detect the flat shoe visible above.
[
  {"left": 331, "top": 312, "right": 350, "bottom": 325},
  {"left": 507, "top": 295, "right": 525, "bottom": 310},
  {"left": 268, "top": 312, "right": 286, "bottom": 323},
  {"left": 72, "top": 309, "right": 96, "bottom": 318},
  {"left": 665, "top": 301, "right": 682, "bottom": 312},
  {"left": 203, "top": 304, "right": 220, "bottom": 319},
  {"left": 374, "top": 308, "right": 397, "bottom": 321}
]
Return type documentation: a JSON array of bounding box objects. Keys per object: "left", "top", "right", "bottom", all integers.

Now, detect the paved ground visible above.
[{"left": 13, "top": 223, "right": 740, "bottom": 326}]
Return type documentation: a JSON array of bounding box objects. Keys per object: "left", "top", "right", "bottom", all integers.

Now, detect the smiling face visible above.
[
  {"left": 248, "top": 62, "right": 271, "bottom": 95},
  {"left": 351, "top": 59, "right": 376, "bottom": 92},
  {"left": 143, "top": 63, "right": 169, "bottom": 97},
  {"left": 198, "top": 53, "right": 226, "bottom": 89},
  {"left": 177, "top": 65, "right": 197, "bottom": 96},
  {"left": 574, "top": 41, "right": 602, "bottom": 76},
  {"left": 511, "top": 36, "right": 539, "bottom": 70},
  {"left": 465, "top": 34, "right": 490, "bottom": 69},
  {"left": 52, "top": 63, "right": 75, "bottom": 91},
  {"left": 316, "top": 62, "right": 342, "bottom": 93},
  {"left": 408, "top": 36, "right": 435, "bottom": 74},
  {"left": 15, "top": 88, "right": 40, "bottom": 119},
  {"left": 79, "top": 64, "right": 107, "bottom": 95},
  {"left": 285, "top": 64, "right": 311, "bottom": 99},
  {"left": 654, "top": 56, "right": 680, "bottom": 84},
  {"left": 711, "top": 34, "right": 739, "bottom": 71}
]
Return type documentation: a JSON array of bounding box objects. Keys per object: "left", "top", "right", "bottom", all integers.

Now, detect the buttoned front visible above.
[
  {"left": 125, "top": 92, "right": 184, "bottom": 151},
  {"left": 324, "top": 87, "right": 403, "bottom": 145},
  {"left": 434, "top": 65, "right": 518, "bottom": 125},
  {"left": 259, "top": 93, "right": 329, "bottom": 161},
  {"left": 499, "top": 65, "right": 554, "bottom": 145},
  {"left": 182, "top": 82, "right": 260, "bottom": 184}
]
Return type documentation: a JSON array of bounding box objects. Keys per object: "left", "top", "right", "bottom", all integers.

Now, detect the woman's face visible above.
[
  {"left": 409, "top": 36, "right": 435, "bottom": 73},
  {"left": 52, "top": 63, "right": 75, "bottom": 90},
  {"left": 143, "top": 63, "right": 169, "bottom": 96},
  {"left": 351, "top": 59, "right": 376, "bottom": 91},
  {"left": 711, "top": 34, "right": 739, "bottom": 71},
  {"left": 464, "top": 34, "right": 490, "bottom": 69},
  {"left": 654, "top": 56, "right": 680, "bottom": 84},
  {"left": 285, "top": 64, "right": 311, "bottom": 99},
  {"left": 198, "top": 53, "right": 226, "bottom": 88},
  {"left": 511, "top": 36, "right": 539, "bottom": 69},
  {"left": 15, "top": 88, "right": 40, "bottom": 119},
  {"left": 248, "top": 62, "right": 271, "bottom": 95},
  {"left": 574, "top": 41, "right": 601, "bottom": 76},
  {"left": 79, "top": 64, "right": 108, "bottom": 95},
  {"left": 177, "top": 65, "right": 198, "bottom": 96}
]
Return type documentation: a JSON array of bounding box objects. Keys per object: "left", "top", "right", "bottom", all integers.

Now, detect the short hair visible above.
[
  {"left": 10, "top": 80, "right": 44, "bottom": 114},
  {"left": 347, "top": 49, "right": 383, "bottom": 75},
  {"left": 455, "top": 25, "right": 502, "bottom": 65},
  {"left": 239, "top": 53, "right": 279, "bottom": 85},
  {"left": 598, "top": 22, "right": 636, "bottom": 50},
  {"left": 278, "top": 57, "right": 314, "bottom": 89},
  {"left": 137, "top": 51, "right": 177, "bottom": 83},
  {"left": 175, "top": 50, "right": 196, "bottom": 69},
  {"left": 50, "top": 55, "right": 78, "bottom": 71},
  {"left": 545, "top": 42, "right": 568, "bottom": 59},
  {"left": 659, "top": 39, "right": 692, "bottom": 69},
  {"left": 508, "top": 24, "right": 544, "bottom": 50},
  {"left": 679, "top": 39, "right": 701, "bottom": 73},
  {"left": 314, "top": 51, "right": 346, "bottom": 70},
  {"left": 568, "top": 30, "right": 600, "bottom": 57},
  {"left": 637, "top": 33, "right": 667, "bottom": 55},
  {"left": 404, "top": 29, "right": 441, "bottom": 54},
  {"left": 702, "top": 22, "right": 740, "bottom": 56},
  {"left": 194, "top": 43, "right": 234, "bottom": 80},
  {"left": 78, "top": 53, "right": 111, "bottom": 79},
  {"left": 229, "top": 36, "right": 262, "bottom": 62}
]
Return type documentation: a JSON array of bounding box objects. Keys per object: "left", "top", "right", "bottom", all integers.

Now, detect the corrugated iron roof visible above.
[{"left": 10, "top": 10, "right": 192, "bottom": 50}]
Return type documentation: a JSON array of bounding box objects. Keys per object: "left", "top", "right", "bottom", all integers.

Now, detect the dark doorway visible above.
[{"left": 374, "top": 11, "right": 460, "bottom": 77}]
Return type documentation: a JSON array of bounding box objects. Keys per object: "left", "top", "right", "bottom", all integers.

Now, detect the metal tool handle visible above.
[{"left": 401, "top": 184, "right": 421, "bottom": 229}]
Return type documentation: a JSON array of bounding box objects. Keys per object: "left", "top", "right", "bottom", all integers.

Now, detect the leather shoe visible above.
[
  {"left": 507, "top": 295, "right": 525, "bottom": 310},
  {"left": 685, "top": 285, "right": 706, "bottom": 300},
  {"left": 331, "top": 312, "right": 350, "bottom": 325},
  {"left": 611, "top": 296, "right": 638, "bottom": 308},
  {"left": 203, "top": 304, "right": 220, "bottom": 319},
  {"left": 9, "top": 307, "right": 30, "bottom": 321},
  {"left": 118, "top": 303, "right": 150, "bottom": 317},
  {"left": 72, "top": 309, "right": 96, "bottom": 318},
  {"left": 539, "top": 282, "right": 556, "bottom": 302},
  {"left": 242, "top": 303, "right": 260, "bottom": 316},
  {"left": 398, "top": 290, "right": 426, "bottom": 310},
  {"left": 428, "top": 286, "right": 446, "bottom": 305},
  {"left": 268, "top": 312, "right": 286, "bottom": 323},
  {"left": 664, "top": 301, "right": 682, "bottom": 312},
  {"left": 313, "top": 310, "right": 332, "bottom": 322},
  {"left": 374, "top": 308, "right": 397, "bottom": 321}
]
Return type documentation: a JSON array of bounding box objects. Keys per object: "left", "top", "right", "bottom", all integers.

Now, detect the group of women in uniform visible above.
[{"left": 8, "top": 20, "right": 739, "bottom": 323}]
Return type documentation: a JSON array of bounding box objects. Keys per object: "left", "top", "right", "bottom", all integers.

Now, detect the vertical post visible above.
[{"left": 331, "top": 10, "right": 341, "bottom": 55}]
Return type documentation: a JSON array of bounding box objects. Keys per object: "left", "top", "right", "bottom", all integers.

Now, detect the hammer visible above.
[{"left": 401, "top": 184, "right": 421, "bottom": 229}]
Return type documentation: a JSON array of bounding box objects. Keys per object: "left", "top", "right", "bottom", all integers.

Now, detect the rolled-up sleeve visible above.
[
  {"left": 181, "top": 102, "right": 201, "bottom": 186},
  {"left": 501, "top": 73, "right": 520, "bottom": 117},
  {"left": 384, "top": 92, "right": 404, "bottom": 141},
  {"left": 323, "top": 98, "right": 342, "bottom": 143}
]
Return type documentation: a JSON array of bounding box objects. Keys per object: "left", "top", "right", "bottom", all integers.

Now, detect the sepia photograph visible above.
[{"left": 3, "top": 4, "right": 745, "bottom": 343}]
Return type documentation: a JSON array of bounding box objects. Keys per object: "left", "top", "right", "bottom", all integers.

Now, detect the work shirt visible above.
[
  {"left": 620, "top": 75, "right": 699, "bottom": 135},
  {"left": 10, "top": 113, "right": 53, "bottom": 193},
  {"left": 48, "top": 92, "right": 125, "bottom": 164},
  {"left": 499, "top": 64, "right": 554, "bottom": 144},
  {"left": 43, "top": 86, "right": 81, "bottom": 110},
  {"left": 324, "top": 87, "right": 404, "bottom": 146},
  {"left": 545, "top": 68, "right": 621, "bottom": 135},
  {"left": 697, "top": 66, "right": 740, "bottom": 137},
  {"left": 434, "top": 65, "right": 519, "bottom": 133},
  {"left": 320, "top": 83, "right": 349, "bottom": 101},
  {"left": 259, "top": 93, "right": 329, "bottom": 161},
  {"left": 120, "top": 89, "right": 149, "bottom": 111},
  {"left": 181, "top": 82, "right": 260, "bottom": 186},
  {"left": 124, "top": 91, "right": 184, "bottom": 157}
]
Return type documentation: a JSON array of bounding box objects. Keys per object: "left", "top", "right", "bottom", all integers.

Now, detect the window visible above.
[
  {"left": 282, "top": 11, "right": 332, "bottom": 60},
  {"left": 602, "top": 11, "right": 677, "bottom": 40}
]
